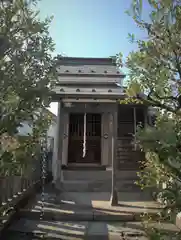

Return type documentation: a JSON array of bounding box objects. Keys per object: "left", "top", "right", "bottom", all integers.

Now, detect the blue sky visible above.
[{"left": 36, "top": 0, "right": 150, "bottom": 114}]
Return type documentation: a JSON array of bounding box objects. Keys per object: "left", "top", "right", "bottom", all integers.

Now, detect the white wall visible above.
[
  {"left": 47, "top": 121, "right": 57, "bottom": 151},
  {"left": 47, "top": 121, "right": 57, "bottom": 138},
  {"left": 17, "top": 120, "right": 57, "bottom": 145},
  {"left": 17, "top": 121, "right": 32, "bottom": 136}
]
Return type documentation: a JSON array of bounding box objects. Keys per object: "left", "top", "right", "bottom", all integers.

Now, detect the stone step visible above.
[
  {"left": 17, "top": 198, "right": 159, "bottom": 222},
  {"left": 15, "top": 191, "right": 158, "bottom": 222},
  {"left": 17, "top": 208, "right": 142, "bottom": 222},
  {"left": 61, "top": 180, "right": 141, "bottom": 192},
  {"left": 117, "top": 147, "right": 134, "bottom": 150},
  {"left": 118, "top": 167, "right": 140, "bottom": 171},
  {"left": 4, "top": 219, "right": 153, "bottom": 239},
  {"left": 118, "top": 165, "right": 140, "bottom": 170},
  {"left": 62, "top": 165, "right": 106, "bottom": 171},
  {"left": 63, "top": 170, "right": 138, "bottom": 181},
  {"left": 5, "top": 219, "right": 179, "bottom": 240}
]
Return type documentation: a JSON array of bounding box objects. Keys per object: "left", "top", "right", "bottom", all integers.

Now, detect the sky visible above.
[{"left": 36, "top": 0, "right": 150, "bottom": 115}]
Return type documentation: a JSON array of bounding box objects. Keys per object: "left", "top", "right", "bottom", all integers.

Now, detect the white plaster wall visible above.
[
  {"left": 18, "top": 121, "right": 57, "bottom": 139},
  {"left": 17, "top": 121, "right": 32, "bottom": 136},
  {"left": 18, "top": 120, "right": 57, "bottom": 173},
  {"left": 47, "top": 122, "right": 57, "bottom": 138}
]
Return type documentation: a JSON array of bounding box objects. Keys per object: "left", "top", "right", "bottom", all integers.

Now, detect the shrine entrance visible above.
[{"left": 68, "top": 113, "right": 102, "bottom": 164}]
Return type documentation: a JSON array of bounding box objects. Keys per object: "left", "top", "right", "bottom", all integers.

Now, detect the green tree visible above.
[
  {"left": 121, "top": 0, "right": 181, "bottom": 113},
  {"left": 119, "top": 0, "right": 181, "bottom": 238},
  {"left": 0, "top": 0, "right": 57, "bottom": 175}
]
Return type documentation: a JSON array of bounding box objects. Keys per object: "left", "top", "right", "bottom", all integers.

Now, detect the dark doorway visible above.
[{"left": 68, "top": 113, "right": 101, "bottom": 164}]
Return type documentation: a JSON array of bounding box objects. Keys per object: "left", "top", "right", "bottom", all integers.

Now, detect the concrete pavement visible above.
[
  {"left": 3, "top": 185, "right": 180, "bottom": 239},
  {"left": 18, "top": 189, "right": 162, "bottom": 221},
  {"left": 6, "top": 219, "right": 180, "bottom": 239}
]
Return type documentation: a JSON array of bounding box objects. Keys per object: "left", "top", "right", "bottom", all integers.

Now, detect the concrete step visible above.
[
  {"left": 118, "top": 165, "right": 140, "bottom": 170},
  {"left": 63, "top": 165, "right": 106, "bottom": 171},
  {"left": 61, "top": 180, "right": 141, "bottom": 192},
  {"left": 63, "top": 170, "right": 138, "bottom": 181},
  {"left": 17, "top": 199, "right": 159, "bottom": 222},
  {"left": 15, "top": 191, "right": 159, "bottom": 222},
  {"left": 3, "top": 219, "right": 150, "bottom": 240},
  {"left": 5, "top": 219, "right": 179, "bottom": 240}
]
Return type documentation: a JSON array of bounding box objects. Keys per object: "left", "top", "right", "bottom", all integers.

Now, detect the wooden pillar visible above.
[
  {"left": 133, "top": 107, "right": 137, "bottom": 150},
  {"left": 108, "top": 112, "right": 113, "bottom": 166},
  {"left": 62, "top": 112, "right": 69, "bottom": 166},
  {"left": 101, "top": 112, "right": 110, "bottom": 166},
  {"left": 110, "top": 108, "right": 118, "bottom": 206},
  {"left": 52, "top": 101, "right": 64, "bottom": 186}
]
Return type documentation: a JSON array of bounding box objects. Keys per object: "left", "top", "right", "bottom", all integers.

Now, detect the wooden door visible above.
[{"left": 68, "top": 113, "right": 101, "bottom": 163}]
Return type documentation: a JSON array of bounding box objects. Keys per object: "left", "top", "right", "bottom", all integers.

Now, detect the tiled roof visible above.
[
  {"left": 57, "top": 65, "right": 124, "bottom": 76},
  {"left": 54, "top": 57, "right": 126, "bottom": 97},
  {"left": 52, "top": 85, "right": 124, "bottom": 99},
  {"left": 56, "top": 56, "right": 117, "bottom": 66}
]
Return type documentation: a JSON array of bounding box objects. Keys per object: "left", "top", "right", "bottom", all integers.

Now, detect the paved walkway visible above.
[
  {"left": 18, "top": 186, "right": 162, "bottom": 221},
  {"left": 5, "top": 219, "right": 149, "bottom": 239},
  {"left": 2, "top": 184, "right": 180, "bottom": 239}
]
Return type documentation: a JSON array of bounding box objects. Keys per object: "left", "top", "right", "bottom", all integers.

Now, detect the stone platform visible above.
[
  {"left": 3, "top": 184, "right": 180, "bottom": 239},
  {"left": 6, "top": 219, "right": 180, "bottom": 240},
  {"left": 17, "top": 184, "right": 161, "bottom": 221}
]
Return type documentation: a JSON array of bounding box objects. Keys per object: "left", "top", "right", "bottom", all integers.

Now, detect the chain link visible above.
[{"left": 40, "top": 135, "right": 47, "bottom": 220}]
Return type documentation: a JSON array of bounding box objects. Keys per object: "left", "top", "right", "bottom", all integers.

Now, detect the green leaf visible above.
[
  {"left": 0, "top": 0, "right": 58, "bottom": 175},
  {"left": 123, "top": 1, "right": 181, "bottom": 222}
]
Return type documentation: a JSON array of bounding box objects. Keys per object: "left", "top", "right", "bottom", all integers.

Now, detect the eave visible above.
[{"left": 51, "top": 91, "right": 126, "bottom": 101}]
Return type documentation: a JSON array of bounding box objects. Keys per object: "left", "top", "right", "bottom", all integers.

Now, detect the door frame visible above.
[
  {"left": 62, "top": 110, "right": 112, "bottom": 167},
  {"left": 67, "top": 113, "right": 102, "bottom": 164}
]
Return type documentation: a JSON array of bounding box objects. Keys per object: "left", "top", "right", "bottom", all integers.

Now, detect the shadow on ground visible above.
[{"left": 2, "top": 184, "right": 179, "bottom": 240}]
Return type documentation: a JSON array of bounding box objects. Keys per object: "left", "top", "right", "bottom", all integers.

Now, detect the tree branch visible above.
[
  {"left": 143, "top": 95, "right": 178, "bottom": 114},
  {"left": 154, "top": 92, "right": 178, "bottom": 101},
  {"left": 167, "top": 28, "right": 181, "bottom": 81}
]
